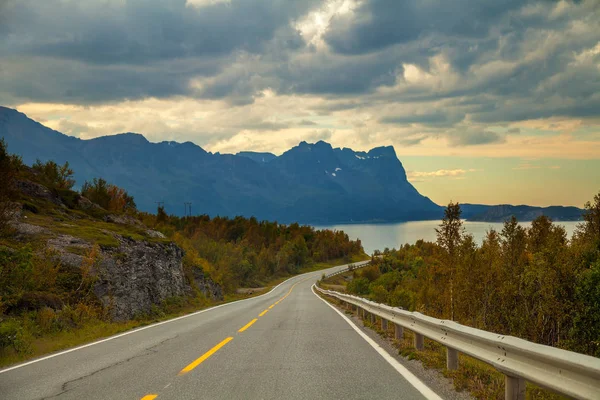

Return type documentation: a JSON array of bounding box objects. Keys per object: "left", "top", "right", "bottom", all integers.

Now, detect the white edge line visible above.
[
  {"left": 311, "top": 284, "right": 443, "bottom": 400},
  {"left": 0, "top": 272, "right": 302, "bottom": 374}
]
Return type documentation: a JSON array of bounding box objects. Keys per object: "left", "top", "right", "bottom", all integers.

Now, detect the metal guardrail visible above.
[{"left": 316, "top": 266, "right": 600, "bottom": 400}]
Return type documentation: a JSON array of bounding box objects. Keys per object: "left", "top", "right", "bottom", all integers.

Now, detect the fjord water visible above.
[{"left": 315, "top": 220, "right": 581, "bottom": 255}]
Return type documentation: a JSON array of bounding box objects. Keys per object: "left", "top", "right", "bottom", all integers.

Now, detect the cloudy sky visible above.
[{"left": 1, "top": 0, "right": 599, "bottom": 207}]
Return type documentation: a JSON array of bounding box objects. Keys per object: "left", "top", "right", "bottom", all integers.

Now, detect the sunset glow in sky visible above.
[{"left": 1, "top": 0, "right": 599, "bottom": 206}]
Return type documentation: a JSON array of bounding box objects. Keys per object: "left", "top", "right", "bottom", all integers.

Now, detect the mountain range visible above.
[{"left": 0, "top": 106, "right": 584, "bottom": 223}]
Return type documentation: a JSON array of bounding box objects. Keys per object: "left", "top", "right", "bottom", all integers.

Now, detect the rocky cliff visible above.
[
  {"left": 9, "top": 176, "right": 223, "bottom": 321},
  {"left": 47, "top": 233, "right": 224, "bottom": 320}
]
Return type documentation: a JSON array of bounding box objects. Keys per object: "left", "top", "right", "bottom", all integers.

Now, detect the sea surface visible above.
[{"left": 314, "top": 220, "right": 582, "bottom": 255}]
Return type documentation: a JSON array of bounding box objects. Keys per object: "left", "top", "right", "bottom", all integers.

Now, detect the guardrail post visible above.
[
  {"left": 370, "top": 313, "right": 376, "bottom": 324},
  {"left": 381, "top": 319, "right": 388, "bottom": 331},
  {"left": 394, "top": 324, "right": 404, "bottom": 340},
  {"left": 414, "top": 332, "right": 424, "bottom": 350},
  {"left": 505, "top": 375, "right": 525, "bottom": 400},
  {"left": 446, "top": 347, "right": 458, "bottom": 370}
]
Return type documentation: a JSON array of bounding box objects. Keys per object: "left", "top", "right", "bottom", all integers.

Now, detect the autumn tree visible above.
[{"left": 82, "top": 178, "right": 135, "bottom": 213}]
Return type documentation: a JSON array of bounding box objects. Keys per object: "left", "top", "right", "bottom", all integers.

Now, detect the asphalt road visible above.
[{"left": 0, "top": 261, "right": 437, "bottom": 400}]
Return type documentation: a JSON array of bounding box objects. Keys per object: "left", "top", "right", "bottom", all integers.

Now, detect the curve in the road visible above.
[{"left": 0, "top": 262, "right": 443, "bottom": 400}]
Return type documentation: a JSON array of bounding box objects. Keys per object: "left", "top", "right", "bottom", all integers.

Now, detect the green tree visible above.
[
  {"left": 581, "top": 191, "right": 600, "bottom": 245},
  {"left": 435, "top": 202, "right": 464, "bottom": 320},
  {"left": 32, "top": 160, "right": 75, "bottom": 190},
  {"left": 571, "top": 259, "right": 600, "bottom": 357},
  {"left": 347, "top": 277, "right": 370, "bottom": 295},
  {"left": 156, "top": 205, "right": 168, "bottom": 224},
  {"left": 0, "top": 140, "right": 23, "bottom": 233},
  {"left": 81, "top": 178, "right": 110, "bottom": 208}
]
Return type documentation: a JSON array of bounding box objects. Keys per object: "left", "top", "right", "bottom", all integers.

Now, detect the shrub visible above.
[
  {"left": 0, "top": 319, "right": 29, "bottom": 353},
  {"left": 82, "top": 178, "right": 136, "bottom": 213},
  {"left": 36, "top": 307, "right": 57, "bottom": 333},
  {"left": 17, "top": 291, "right": 63, "bottom": 312},
  {"left": 22, "top": 202, "right": 39, "bottom": 214},
  {"left": 54, "top": 304, "right": 98, "bottom": 330},
  {"left": 32, "top": 160, "right": 75, "bottom": 190},
  {"left": 54, "top": 188, "right": 81, "bottom": 209},
  {"left": 347, "top": 277, "right": 370, "bottom": 295},
  {"left": 389, "top": 287, "right": 415, "bottom": 310},
  {"left": 360, "top": 264, "right": 381, "bottom": 282},
  {"left": 369, "top": 284, "right": 389, "bottom": 303}
]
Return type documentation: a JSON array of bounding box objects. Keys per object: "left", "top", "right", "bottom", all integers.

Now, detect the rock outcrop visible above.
[
  {"left": 189, "top": 266, "right": 223, "bottom": 302},
  {"left": 95, "top": 237, "right": 189, "bottom": 320},
  {"left": 48, "top": 235, "right": 223, "bottom": 320},
  {"left": 47, "top": 233, "right": 223, "bottom": 320},
  {"left": 16, "top": 179, "right": 64, "bottom": 207}
]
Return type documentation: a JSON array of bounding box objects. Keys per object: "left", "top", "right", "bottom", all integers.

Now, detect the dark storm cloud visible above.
[
  {"left": 279, "top": 51, "right": 399, "bottom": 95},
  {"left": 0, "top": 0, "right": 318, "bottom": 104},
  {"left": 0, "top": 0, "right": 317, "bottom": 64},
  {"left": 323, "top": 0, "right": 524, "bottom": 55},
  {"left": 0, "top": 0, "right": 598, "bottom": 147},
  {"left": 0, "top": 56, "right": 221, "bottom": 104}
]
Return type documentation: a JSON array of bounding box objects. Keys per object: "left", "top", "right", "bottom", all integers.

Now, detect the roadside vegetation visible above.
[
  {"left": 139, "top": 210, "right": 366, "bottom": 293},
  {"left": 319, "top": 193, "right": 600, "bottom": 399},
  {"left": 0, "top": 139, "right": 367, "bottom": 367}
]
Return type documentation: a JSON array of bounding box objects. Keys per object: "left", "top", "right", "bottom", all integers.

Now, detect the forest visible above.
[
  {"left": 141, "top": 211, "right": 365, "bottom": 293},
  {"left": 346, "top": 197, "right": 600, "bottom": 358}
]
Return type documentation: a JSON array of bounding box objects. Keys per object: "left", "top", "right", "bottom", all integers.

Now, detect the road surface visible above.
[{"left": 0, "top": 262, "right": 437, "bottom": 399}]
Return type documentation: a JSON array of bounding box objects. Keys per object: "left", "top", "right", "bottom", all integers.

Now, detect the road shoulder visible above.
[{"left": 313, "top": 286, "right": 474, "bottom": 400}]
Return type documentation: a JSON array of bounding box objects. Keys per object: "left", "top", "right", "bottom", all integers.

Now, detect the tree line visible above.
[
  {"left": 348, "top": 194, "right": 600, "bottom": 357},
  {"left": 140, "top": 212, "right": 364, "bottom": 293}
]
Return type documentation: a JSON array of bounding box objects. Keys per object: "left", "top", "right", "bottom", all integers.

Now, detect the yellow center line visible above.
[
  {"left": 268, "top": 304, "right": 275, "bottom": 309},
  {"left": 238, "top": 318, "right": 258, "bottom": 332},
  {"left": 275, "top": 278, "right": 306, "bottom": 302},
  {"left": 259, "top": 309, "right": 269, "bottom": 317},
  {"left": 179, "top": 337, "right": 233, "bottom": 375},
  {"left": 141, "top": 395, "right": 158, "bottom": 400}
]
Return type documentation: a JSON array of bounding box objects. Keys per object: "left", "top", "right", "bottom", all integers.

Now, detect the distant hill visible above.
[
  {"left": 0, "top": 106, "right": 441, "bottom": 223},
  {"left": 462, "top": 204, "right": 584, "bottom": 222}
]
